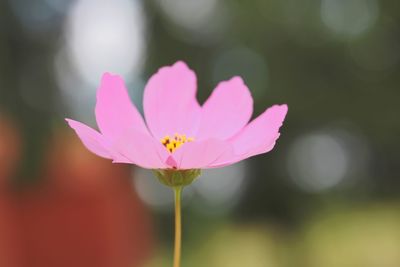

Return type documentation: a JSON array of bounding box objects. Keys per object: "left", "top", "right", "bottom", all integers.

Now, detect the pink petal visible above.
[
  {"left": 171, "top": 139, "right": 233, "bottom": 169},
  {"left": 209, "top": 104, "right": 288, "bottom": 167},
  {"left": 196, "top": 77, "right": 253, "bottom": 140},
  {"left": 112, "top": 127, "right": 171, "bottom": 169},
  {"left": 65, "top": 119, "right": 112, "bottom": 159},
  {"left": 66, "top": 119, "right": 132, "bottom": 163},
  {"left": 143, "top": 61, "right": 201, "bottom": 139},
  {"left": 95, "top": 73, "right": 149, "bottom": 141}
]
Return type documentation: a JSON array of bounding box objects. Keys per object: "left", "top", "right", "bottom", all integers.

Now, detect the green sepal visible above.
[{"left": 153, "top": 169, "right": 201, "bottom": 187}]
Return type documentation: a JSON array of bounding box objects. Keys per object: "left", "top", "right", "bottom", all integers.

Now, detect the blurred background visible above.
[{"left": 0, "top": 0, "right": 400, "bottom": 266}]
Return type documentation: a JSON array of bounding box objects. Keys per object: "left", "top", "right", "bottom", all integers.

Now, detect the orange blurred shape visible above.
[
  {"left": 0, "top": 114, "right": 23, "bottom": 267},
  {"left": 0, "top": 194, "right": 23, "bottom": 267},
  {"left": 0, "top": 130, "right": 154, "bottom": 267}
]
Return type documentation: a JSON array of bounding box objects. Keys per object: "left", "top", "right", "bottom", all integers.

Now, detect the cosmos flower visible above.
[{"left": 66, "top": 61, "right": 287, "bottom": 170}]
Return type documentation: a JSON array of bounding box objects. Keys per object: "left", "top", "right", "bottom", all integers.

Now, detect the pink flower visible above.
[{"left": 66, "top": 61, "right": 287, "bottom": 170}]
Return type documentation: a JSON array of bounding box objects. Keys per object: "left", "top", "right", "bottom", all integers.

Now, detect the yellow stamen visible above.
[{"left": 161, "top": 133, "right": 194, "bottom": 153}]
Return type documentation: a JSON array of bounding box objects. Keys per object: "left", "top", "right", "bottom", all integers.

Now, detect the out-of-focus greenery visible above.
[{"left": 146, "top": 203, "right": 400, "bottom": 267}]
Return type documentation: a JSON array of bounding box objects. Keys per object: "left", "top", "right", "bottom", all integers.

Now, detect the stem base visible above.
[{"left": 173, "top": 187, "right": 182, "bottom": 267}]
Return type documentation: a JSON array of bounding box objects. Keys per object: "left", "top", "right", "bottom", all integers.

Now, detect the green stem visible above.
[{"left": 173, "top": 186, "right": 183, "bottom": 267}]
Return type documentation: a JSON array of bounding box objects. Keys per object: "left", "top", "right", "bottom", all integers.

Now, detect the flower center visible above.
[{"left": 161, "top": 133, "right": 194, "bottom": 153}]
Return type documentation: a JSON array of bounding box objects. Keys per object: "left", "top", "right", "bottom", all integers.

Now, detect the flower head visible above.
[{"left": 66, "top": 61, "right": 288, "bottom": 170}]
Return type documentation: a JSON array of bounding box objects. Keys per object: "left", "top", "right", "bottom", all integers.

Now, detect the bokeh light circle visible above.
[
  {"left": 321, "top": 0, "right": 379, "bottom": 39},
  {"left": 64, "top": 0, "right": 147, "bottom": 86}
]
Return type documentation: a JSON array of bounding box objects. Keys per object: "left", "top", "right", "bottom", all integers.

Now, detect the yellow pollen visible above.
[{"left": 160, "top": 133, "right": 194, "bottom": 153}]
